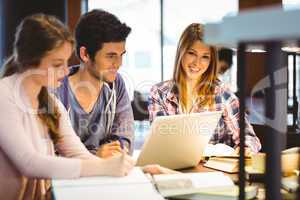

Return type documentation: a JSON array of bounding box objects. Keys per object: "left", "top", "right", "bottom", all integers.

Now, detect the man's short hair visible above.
[
  {"left": 75, "top": 9, "right": 131, "bottom": 61},
  {"left": 218, "top": 48, "right": 233, "bottom": 67}
]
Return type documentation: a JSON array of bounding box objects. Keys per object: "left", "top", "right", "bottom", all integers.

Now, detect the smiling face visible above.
[
  {"left": 87, "top": 41, "right": 126, "bottom": 83},
  {"left": 181, "top": 40, "right": 211, "bottom": 82},
  {"left": 34, "top": 42, "right": 73, "bottom": 88}
]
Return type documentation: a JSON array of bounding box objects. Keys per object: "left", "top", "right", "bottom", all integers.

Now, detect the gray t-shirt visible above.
[{"left": 56, "top": 71, "right": 134, "bottom": 154}]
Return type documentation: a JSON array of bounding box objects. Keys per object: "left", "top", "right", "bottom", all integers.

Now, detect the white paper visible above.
[
  {"left": 203, "top": 143, "right": 235, "bottom": 157},
  {"left": 52, "top": 167, "right": 150, "bottom": 187}
]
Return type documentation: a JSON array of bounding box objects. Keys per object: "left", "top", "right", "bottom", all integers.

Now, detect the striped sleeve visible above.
[
  {"left": 148, "top": 85, "right": 166, "bottom": 123},
  {"left": 223, "top": 89, "right": 261, "bottom": 153}
]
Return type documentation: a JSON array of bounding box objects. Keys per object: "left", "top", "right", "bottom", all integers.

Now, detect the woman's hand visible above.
[
  {"left": 142, "top": 164, "right": 181, "bottom": 175},
  {"left": 80, "top": 151, "right": 135, "bottom": 177},
  {"left": 99, "top": 151, "right": 135, "bottom": 177}
]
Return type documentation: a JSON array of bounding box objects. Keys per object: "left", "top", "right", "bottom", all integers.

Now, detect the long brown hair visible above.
[
  {"left": 0, "top": 14, "right": 74, "bottom": 144},
  {"left": 172, "top": 23, "right": 218, "bottom": 111}
]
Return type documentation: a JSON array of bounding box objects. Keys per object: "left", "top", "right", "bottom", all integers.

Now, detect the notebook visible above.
[{"left": 52, "top": 167, "right": 164, "bottom": 200}]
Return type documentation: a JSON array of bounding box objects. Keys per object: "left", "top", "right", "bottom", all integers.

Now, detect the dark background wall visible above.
[
  {"left": 0, "top": 0, "right": 67, "bottom": 66},
  {"left": 0, "top": 0, "right": 85, "bottom": 67},
  {"left": 0, "top": 0, "right": 5, "bottom": 66}
]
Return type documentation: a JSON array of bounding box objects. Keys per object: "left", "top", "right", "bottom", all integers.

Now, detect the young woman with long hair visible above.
[
  {"left": 148, "top": 23, "right": 261, "bottom": 154},
  {"left": 0, "top": 14, "right": 134, "bottom": 199}
]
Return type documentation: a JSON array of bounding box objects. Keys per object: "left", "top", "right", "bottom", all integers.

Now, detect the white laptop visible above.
[{"left": 136, "top": 111, "right": 223, "bottom": 170}]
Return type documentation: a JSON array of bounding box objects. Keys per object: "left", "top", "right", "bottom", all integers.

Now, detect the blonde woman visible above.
[
  {"left": 0, "top": 14, "right": 134, "bottom": 199},
  {"left": 148, "top": 23, "right": 261, "bottom": 154}
]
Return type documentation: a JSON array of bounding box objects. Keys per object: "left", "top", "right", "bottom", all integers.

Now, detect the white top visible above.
[{"left": 0, "top": 73, "right": 93, "bottom": 199}]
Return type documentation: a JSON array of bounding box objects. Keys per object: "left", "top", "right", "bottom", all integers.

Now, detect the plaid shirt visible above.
[{"left": 148, "top": 80, "right": 261, "bottom": 153}]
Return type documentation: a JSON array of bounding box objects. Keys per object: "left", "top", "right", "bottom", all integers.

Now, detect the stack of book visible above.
[
  {"left": 203, "top": 143, "right": 251, "bottom": 173},
  {"left": 204, "top": 156, "right": 251, "bottom": 173}
]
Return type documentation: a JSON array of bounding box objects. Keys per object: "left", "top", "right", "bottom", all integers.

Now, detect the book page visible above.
[
  {"left": 203, "top": 143, "right": 235, "bottom": 157},
  {"left": 154, "top": 172, "right": 234, "bottom": 189},
  {"left": 153, "top": 172, "right": 235, "bottom": 197},
  {"left": 189, "top": 172, "right": 234, "bottom": 188}
]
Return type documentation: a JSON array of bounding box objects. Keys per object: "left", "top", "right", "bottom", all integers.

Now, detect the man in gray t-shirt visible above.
[{"left": 56, "top": 9, "right": 134, "bottom": 157}]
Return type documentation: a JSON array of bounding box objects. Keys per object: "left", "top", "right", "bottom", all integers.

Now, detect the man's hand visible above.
[{"left": 96, "top": 141, "right": 123, "bottom": 158}]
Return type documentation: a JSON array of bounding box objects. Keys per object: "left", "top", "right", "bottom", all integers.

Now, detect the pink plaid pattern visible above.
[{"left": 148, "top": 80, "right": 261, "bottom": 153}]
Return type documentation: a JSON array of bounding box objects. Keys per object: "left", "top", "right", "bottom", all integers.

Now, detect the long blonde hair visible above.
[
  {"left": 172, "top": 23, "right": 218, "bottom": 111},
  {"left": 1, "top": 14, "right": 74, "bottom": 144}
]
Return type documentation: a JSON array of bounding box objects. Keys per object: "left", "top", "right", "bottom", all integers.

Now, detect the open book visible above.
[
  {"left": 151, "top": 172, "right": 234, "bottom": 197},
  {"left": 52, "top": 167, "right": 164, "bottom": 200}
]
